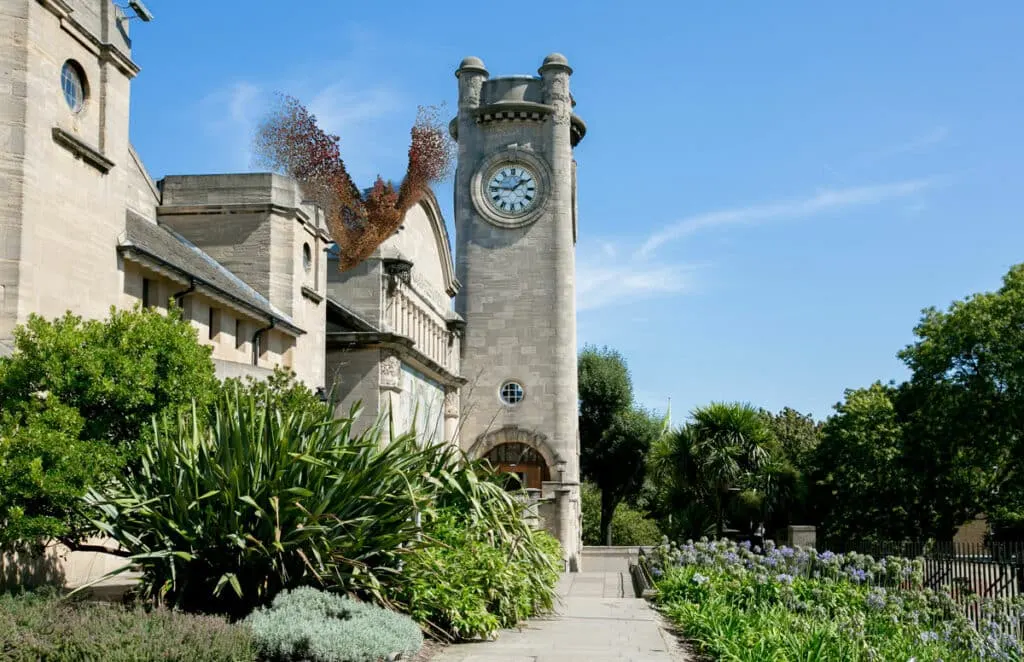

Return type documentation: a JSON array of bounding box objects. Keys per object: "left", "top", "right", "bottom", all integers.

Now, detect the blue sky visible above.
[{"left": 128, "top": 2, "right": 1024, "bottom": 421}]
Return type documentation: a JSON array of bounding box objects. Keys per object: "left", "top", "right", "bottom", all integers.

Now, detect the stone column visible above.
[
  {"left": 443, "top": 387, "right": 459, "bottom": 444},
  {"left": 378, "top": 351, "right": 402, "bottom": 445}
]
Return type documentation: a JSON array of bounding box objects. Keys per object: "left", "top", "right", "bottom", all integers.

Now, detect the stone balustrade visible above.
[{"left": 384, "top": 281, "right": 458, "bottom": 373}]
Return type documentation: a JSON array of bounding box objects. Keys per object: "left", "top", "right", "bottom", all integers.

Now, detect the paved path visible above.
[{"left": 433, "top": 571, "right": 687, "bottom": 662}]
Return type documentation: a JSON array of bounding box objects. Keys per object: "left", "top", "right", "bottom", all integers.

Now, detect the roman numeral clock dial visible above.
[{"left": 485, "top": 164, "right": 537, "bottom": 216}]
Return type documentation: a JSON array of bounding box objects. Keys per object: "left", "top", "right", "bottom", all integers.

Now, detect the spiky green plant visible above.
[
  {"left": 82, "top": 385, "right": 466, "bottom": 616},
  {"left": 81, "top": 385, "right": 563, "bottom": 622}
]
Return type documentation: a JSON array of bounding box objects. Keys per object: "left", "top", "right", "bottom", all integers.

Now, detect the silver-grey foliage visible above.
[{"left": 245, "top": 586, "right": 423, "bottom": 662}]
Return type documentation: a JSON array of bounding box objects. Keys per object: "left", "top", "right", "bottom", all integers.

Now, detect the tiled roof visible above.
[
  {"left": 325, "top": 297, "right": 379, "bottom": 333},
  {"left": 118, "top": 212, "right": 302, "bottom": 334}
]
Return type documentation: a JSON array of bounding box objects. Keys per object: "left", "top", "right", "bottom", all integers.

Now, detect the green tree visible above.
[
  {"left": 0, "top": 306, "right": 218, "bottom": 449},
  {"left": 688, "top": 403, "right": 774, "bottom": 538},
  {"left": 894, "top": 264, "right": 1024, "bottom": 540},
  {"left": 594, "top": 408, "right": 663, "bottom": 544},
  {"left": 578, "top": 345, "right": 633, "bottom": 453},
  {"left": 650, "top": 403, "right": 775, "bottom": 540},
  {"left": 578, "top": 346, "right": 658, "bottom": 545},
  {"left": 580, "top": 482, "right": 662, "bottom": 546},
  {"left": 812, "top": 383, "right": 917, "bottom": 546},
  {"left": 758, "top": 407, "right": 822, "bottom": 527},
  {"left": 0, "top": 306, "right": 218, "bottom": 550}
]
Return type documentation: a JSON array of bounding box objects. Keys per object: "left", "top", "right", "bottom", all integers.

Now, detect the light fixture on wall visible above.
[{"left": 127, "top": 1, "right": 153, "bottom": 21}]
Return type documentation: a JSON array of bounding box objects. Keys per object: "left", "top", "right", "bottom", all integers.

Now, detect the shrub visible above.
[
  {"left": 0, "top": 307, "right": 217, "bottom": 448},
  {"left": 220, "top": 367, "right": 329, "bottom": 420},
  {"left": 609, "top": 503, "right": 662, "bottom": 546},
  {"left": 0, "top": 402, "right": 118, "bottom": 548},
  {"left": 393, "top": 510, "right": 561, "bottom": 642},
  {"left": 0, "top": 306, "right": 218, "bottom": 549},
  {"left": 581, "top": 482, "right": 661, "bottom": 546},
  {"left": 84, "top": 386, "right": 479, "bottom": 616},
  {"left": 245, "top": 587, "right": 422, "bottom": 662},
  {"left": 0, "top": 589, "right": 255, "bottom": 662}
]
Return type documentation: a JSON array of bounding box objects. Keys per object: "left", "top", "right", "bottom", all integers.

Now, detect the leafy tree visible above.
[
  {"left": 578, "top": 345, "right": 633, "bottom": 454},
  {"left": 761, "top": 407, "right": 822, "bottom": 473},
  {"left": 594, "top": 409, "right": 663, "bottom": 544},
  {"left": 812, "top": 383, "right": 918, "bottom": 546},
  {"left": 894, "top": 264, "right": 1024, "bottom": 540},
  {"left": 758, "top": 407, "right": 822, "bottom": 527},
  {"left": 578, "top": 346, "right": 657, "bottom": 544},
  {"left": 0, "top": 306, "right": 218, "bottom": 550},
  {"left": 0, "top": 306, "right": 218, "bottom": 450}
]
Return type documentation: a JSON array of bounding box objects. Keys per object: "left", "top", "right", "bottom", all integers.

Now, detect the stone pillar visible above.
[
  {"left": 378, "top": 351, "right": 402, "bottom": 445},
  {"left": 443, "top": 387, "right": 459, "bottom": 444},
  {"left": 787, "top": 525, "right": 817, "bottom": 549}
]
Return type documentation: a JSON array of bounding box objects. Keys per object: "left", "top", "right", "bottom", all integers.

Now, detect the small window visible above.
[
  {"left": 142, "top": 278, "right": 153, "bottom": 308},
  {"left": 500, "top": 381, "right": 524, "bottom": 406},
  {"left": 208, "top": 307, "right": 218, "bottom": 340},
  {"left": 61, "top": 60, "right": 86, "bottom": 113},
  {"left": 252, "top": 333, "right": 261, "bottom": 366},
  {"left": 235, "top": 318, "right": 244, "bottom": 349},
  {"left": 302, "top": 243, "right": 312, "bottom": 273}
]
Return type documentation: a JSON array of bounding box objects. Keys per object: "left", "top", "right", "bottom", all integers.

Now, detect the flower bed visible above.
[{"left": 648, "top": 538, "right": 1024, "bottom": 661}]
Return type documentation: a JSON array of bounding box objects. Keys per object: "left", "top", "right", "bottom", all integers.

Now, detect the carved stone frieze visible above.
[
  {"left": 379, "top": 352, "right": 402, "bottom": 391},
  {"left": 443, "top": 388, "right": 459, "bottom": 418}
]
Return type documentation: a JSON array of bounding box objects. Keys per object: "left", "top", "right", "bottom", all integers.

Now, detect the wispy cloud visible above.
[
  {"left": 637, "top": 178, "right": 935, "bottom": 257},
  {"left": 578, "top": 176, "right": 938, "bottom": 312},
  {"left": 196, "top": 36, "right": 405, "bottom": 181},
  {"left": 576, "top": 256, "right": 700, "bottom": 312},
  {"left": 197, "top": 82, "right": 267, "bottom": 172}
]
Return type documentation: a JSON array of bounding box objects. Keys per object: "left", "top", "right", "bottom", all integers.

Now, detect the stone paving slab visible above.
[{"left": 433, "top": 572, "right": 688, "bottom": 662}]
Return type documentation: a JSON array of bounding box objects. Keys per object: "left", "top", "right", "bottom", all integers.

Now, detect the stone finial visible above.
[
  {"left": 456, "top": 56, "right": 488, "bottom": 111},
  {"left": 455, "top": 56, "right": 488, "bottom": 77},
  {"left": 539, "top": 52, "right": 573, "bottom": 75}
]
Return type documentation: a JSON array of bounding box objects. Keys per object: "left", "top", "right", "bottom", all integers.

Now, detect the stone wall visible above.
[
  {"left": 157, "top": 174, "right": 328, "bottom": 388},
  {"left": 327, "top": 346, "right": 381, "bottom": 428},
  {"left": 1, "top": 0, "right": 138, "bottom": 345}
]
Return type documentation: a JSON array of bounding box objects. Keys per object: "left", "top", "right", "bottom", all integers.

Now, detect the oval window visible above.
[{"left": 61, "top": 60, "right": 87, "bottom": 113}]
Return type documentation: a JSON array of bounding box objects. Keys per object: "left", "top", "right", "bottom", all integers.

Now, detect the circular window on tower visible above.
[
  {"left": 499, "top": 381, "right": 524, "bottom": 406},
  {"left": 61, "top": 60, "right": 87, "bottom": 114},
  {"left": 302, "top": 243, "right": 312, "bottom": 273}
]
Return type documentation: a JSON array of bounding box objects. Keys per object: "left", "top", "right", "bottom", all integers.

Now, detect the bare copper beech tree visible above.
[{"left": 254, "top": 95, "right": 454, "bottom": 271}]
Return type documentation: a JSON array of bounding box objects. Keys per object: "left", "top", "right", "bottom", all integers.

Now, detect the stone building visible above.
[
  {"left": 325, "top": 188, "right": 465, "bottom": 445},
  {"left": 0, "top": 0, "right": 585, "bottom": 570},
  {"left": 0, "top": 0, "right": 328, "bottom": 386}
]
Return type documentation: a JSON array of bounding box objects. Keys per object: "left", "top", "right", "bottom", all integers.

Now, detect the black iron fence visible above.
[{"left": 837, "top": 540, "right": 1024, "bottom": 636}]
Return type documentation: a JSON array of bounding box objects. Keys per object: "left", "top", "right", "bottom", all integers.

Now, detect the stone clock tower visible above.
[{"left": 451, "top": 54, "right": 587, "bottom": 571}]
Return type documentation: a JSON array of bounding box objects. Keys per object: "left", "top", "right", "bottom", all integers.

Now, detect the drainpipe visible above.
[
  {"left": 252, "top": 318, "right": 276, "bottom": 366},
  {"left": 172, "top": 278, "right": 196, "bottom": 311}
]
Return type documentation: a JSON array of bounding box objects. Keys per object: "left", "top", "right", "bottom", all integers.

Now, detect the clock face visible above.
[{"left": 485, "top": 164, "right": 538, "bottom": 215}]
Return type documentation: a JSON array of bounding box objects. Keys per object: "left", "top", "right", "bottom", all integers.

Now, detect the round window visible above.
[
  {"left": 302, "top": 243, "right": 312, "bottom": 273},
  {"left": 499, "top": 381, "right": 524, "bottom": 406},
  {"left": 61, "top": 60, "right": 86, "bottom": 113}
]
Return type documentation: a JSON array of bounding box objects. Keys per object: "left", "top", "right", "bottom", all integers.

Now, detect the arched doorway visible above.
[{"left": 483, "top": 442, "right": 551, "bottom": 490}]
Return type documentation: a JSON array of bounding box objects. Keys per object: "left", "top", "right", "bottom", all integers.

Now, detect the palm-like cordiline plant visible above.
[
  {"left": 83, "top": 385, "right": 549, "bottom": 617},
  {"left": 650, "top": 403, "right": 775, "bottom": 539}
]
